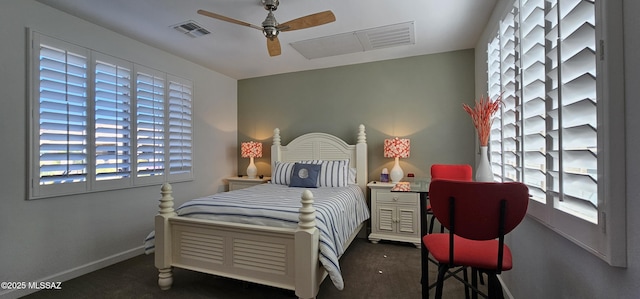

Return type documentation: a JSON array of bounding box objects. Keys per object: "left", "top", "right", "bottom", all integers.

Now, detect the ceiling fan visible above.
[{"left": 197, "top": 0, "right": 336, "bottom": 57}]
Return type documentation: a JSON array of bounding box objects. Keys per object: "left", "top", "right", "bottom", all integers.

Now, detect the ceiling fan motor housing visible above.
[
  {"left": 262, "top": 0, "right": 279, "bottom": 11},
  {"left": 262, "top": 11, "right": 279, "bottom": 38}
]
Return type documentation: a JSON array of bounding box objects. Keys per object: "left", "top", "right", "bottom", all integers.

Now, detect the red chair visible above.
[
  {"left": 429, "top": 164, "right": 473, "bottom": 233},
  {"left": 422, "top": 180, "right": 529, "bottom": 299},
  {"left": 425, "top": 164, "right": 474, "bottom": 298}
]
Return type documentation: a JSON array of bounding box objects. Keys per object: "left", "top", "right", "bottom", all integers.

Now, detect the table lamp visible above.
[
  {"left": 241, "top": 141, "right": 262, "bottom": 179},
  {"left": 384, "top": 137, "right": 410, "bottom": 183}
]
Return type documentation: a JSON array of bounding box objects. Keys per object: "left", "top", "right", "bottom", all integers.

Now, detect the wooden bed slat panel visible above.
[{"left": 170, "top": 220, "right": 296, "bottom": 289}]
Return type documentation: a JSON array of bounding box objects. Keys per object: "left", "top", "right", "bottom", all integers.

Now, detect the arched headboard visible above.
[{"left": 271, "top": 125, "right": 368, "bottom": 192}]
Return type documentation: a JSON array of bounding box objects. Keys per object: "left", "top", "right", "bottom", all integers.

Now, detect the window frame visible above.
[
  {"left": 28, "top": 30, "right": 194, "bottom": 200},
  {"left": 486, "top": 0, "right": 626, "bottom": 267}
]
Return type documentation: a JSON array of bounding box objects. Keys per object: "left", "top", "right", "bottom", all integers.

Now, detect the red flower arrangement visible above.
[{"left": 463, "top": 94, "right": 503, "bottom": 146}]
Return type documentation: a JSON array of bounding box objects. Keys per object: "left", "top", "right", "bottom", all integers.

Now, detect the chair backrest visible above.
[
  {"left": 430, "top": 164, "right": 473, "bottom": 181},
  {"left": 428, "top": 180, "right": 529, "bottom": 241}
]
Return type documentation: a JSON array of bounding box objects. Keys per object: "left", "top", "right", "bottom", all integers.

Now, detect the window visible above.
[
  {"left": 94, "top": 53, "right": 133, "bottom": 190},
  {"left": 167, "top": 76, "right": 193, "bottom": 181},
  {"left": 29, "top": 31, "right": 193, "bottom": 199},
  {"left": 487, "top": 0, "right": 626, "bottom": 266},
  {"left": 135, "top": 67, "right": 165, "bottom": 183}
]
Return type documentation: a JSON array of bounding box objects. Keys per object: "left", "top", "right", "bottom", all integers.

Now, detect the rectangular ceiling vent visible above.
[
  {"left": 290, "top": 21, "right": 415, "bottom": 60},
  {"left": 356, "top": 22, "right": 415, "bottom": 50},
  {"left": 172, "top": 20, "right": 211, "bottom": 38}
]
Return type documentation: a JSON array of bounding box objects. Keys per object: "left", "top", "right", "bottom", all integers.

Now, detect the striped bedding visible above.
[{"left": 144, "top": 183, "right": 370, "bottom": 290}]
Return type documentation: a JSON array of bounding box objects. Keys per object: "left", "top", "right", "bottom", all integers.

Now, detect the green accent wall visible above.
[{"left": 238, "top": 49, "right": 478, "bottom": 181}]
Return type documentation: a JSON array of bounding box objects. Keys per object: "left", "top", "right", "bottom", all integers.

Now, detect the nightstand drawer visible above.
[{"left": 375, "top": 192, "right": 418, "bottom": 205}]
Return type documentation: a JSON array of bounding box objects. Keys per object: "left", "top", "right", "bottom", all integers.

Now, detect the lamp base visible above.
[
  {"left": 390, "top": 157, "right": 404, "bottom": 183},
  {"left": 247, "top": 157, "right": 257, "bottom": 179}
]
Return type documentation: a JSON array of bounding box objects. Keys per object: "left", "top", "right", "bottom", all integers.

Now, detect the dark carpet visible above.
[{"left": 23, "top": 238, "right": 480, "bottom": 298}]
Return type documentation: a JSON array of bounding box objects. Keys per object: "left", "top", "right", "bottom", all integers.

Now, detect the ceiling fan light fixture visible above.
[{"left": 263, "top": 27, "right": 279, "bottom": 38}]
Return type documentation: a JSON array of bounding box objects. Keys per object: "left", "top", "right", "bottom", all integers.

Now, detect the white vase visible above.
[{"left": 476, "top": 146, "right": 493, "bottom": 182}]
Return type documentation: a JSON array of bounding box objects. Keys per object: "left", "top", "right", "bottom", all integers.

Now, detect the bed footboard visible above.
[{"left": 154, "top": 183, "right": 322, "bottom": 299}]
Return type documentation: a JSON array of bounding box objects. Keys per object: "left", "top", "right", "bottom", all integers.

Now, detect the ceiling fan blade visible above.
[
  {"left": 278, "top": 10, "right": 336, "bottom": 32},
  {"left": 197, "top": 9, "right": 263, "bottom": 31},
  {"left": 267, "top": 37, "right": 281, "bottom": 57}
]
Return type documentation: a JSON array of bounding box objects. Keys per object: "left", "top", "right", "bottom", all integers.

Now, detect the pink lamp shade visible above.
[
  {"left": 384, "top": 138, "right": 410, "bottom": 183},
  {"left": 384, "top": 138, "right": 410, "bottom": 158},
  {"left": 241, "top": 141, "right": 263, "bottom": 158},
  {"left": 241, "top": 142, "right": 262, "bottom": 178}
]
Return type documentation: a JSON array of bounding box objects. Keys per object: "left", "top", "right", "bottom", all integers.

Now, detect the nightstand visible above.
[
  {"left": 227, "top": 176, "right": 271, "bottom": 191},
  {"left": 367, "top": 181, "right": 421, "bottom": 248}
]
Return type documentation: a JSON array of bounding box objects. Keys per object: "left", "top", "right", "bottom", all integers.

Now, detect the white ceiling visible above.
[{"left": 36, "top": 0, "right": 497, "bottom": 80}]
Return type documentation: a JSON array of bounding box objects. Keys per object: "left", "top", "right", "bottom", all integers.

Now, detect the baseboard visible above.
[
  {"left": 497, "top": 275, "right": 515, "bottom": 299},
  {"left": 0, "top": 246, "right": 144, "bottom": 299}
]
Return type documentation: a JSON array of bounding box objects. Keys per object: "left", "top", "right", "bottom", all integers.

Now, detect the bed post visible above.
[
  {"left": 356, "top": 124, "right": 368, "bottom": 193},
  {"left": 155, "top": 183, "right": 177, "bottom": 290},
  {"left": 295, "top": 190, "right": 320, "bottom": 299},
  {"left": 271, "top": 128, "right": 281, "bottom": 169}
]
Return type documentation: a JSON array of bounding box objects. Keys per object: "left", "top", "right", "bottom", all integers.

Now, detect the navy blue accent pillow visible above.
[{"left": 289, "top": 163, "right": 321, "bottom": 188}]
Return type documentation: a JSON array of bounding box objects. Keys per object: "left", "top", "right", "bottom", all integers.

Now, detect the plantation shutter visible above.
[
  {"left": 135, "top": 68, "right": 165, "bottom": 178},
  {"left": 551, "top": 0, "right": 598, "bottom": 220},
  {"left": 167, "top": 77, "right": 193, "bottom": 180},
  {"left": 487, "top": 36, "right": 503, "bottom": 179},
  {"left": 490, "top": 0, "right": 598, "bottom": 222},
  {"left": 94, "top": 55, "right": 132, "bottom": 182},
  {"left": 490, "top": 9, "right": 520, "bottom": 183},
  {"left": 37, "top": 40, "right": 89, "bottom": 187},
  {"left": 520, "top": 0, "right": 547, "bottom": 203}
]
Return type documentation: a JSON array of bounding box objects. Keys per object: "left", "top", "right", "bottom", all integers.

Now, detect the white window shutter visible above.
[
  {"left": 94, "top": 54, "right": 132, "bottom": 185},
  {"left": 167, "top": 76, "right": 193, "bottom": 181},
  {"left": 33, "top": 34, "right": 90, "bottom": 197},
  {"left": 135, "top": 67, "right": 165, "bottom": 181}
]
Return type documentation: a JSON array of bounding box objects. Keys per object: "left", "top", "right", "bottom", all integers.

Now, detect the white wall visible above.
[
  {"left": 475, "top": 0, "right": 640, "bottom": 298},
  {"left": 0, "top": 1, "right": 237, "bottom": 298}
]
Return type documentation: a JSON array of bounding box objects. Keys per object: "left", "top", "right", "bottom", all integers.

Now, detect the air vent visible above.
[
  {"left": 290, "top": 22, "right": 415, "bottom": 59},
  {"left": 356, "top": 22, "right": 415, "bottom": 50},
  {"left": 172, "top": 20, "right": 211, "bottom": 38}
]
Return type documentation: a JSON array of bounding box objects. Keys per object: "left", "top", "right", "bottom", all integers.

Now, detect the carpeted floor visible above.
[{"left": 22, "top": 238, "right": 481, "bottom": 299}]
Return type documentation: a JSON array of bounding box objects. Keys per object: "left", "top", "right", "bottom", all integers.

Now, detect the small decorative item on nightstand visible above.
[
  {"left": 241, "top": 141, "right": 262, "bottom": 179},
  {"left": 380, "top": 167, "right": 389, "bottom": 182}
]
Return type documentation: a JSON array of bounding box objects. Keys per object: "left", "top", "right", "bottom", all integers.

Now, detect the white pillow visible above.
[
  {"left": 302, "top": 159, "right": 349, "bottom": 187},
  {"left": 348, "top": 167, "right": 357, "bottom": 185},
  {"left": 272, "top": 161, "right": 296, "bottom": 185}
]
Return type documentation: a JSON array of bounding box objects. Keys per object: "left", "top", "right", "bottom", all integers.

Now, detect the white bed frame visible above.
[{"left": 154, "top": 125, "right": 367, "bottom": 299}]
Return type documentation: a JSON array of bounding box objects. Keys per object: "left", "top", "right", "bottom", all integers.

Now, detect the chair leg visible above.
[
  {"left": 487, "top": 274, "right": 504, "bottom": 299},
  {"left": 463, "top": 267, "right": 470, "bottom": 299},
  {"left": 435, "top": 264, "right": 448, "bottom": 299},
  {"left": 471, "top": 268, "right": 478, "bottom": 299},
  {"left": 421, "top": 245, "right": 430, "bottom": 299}
]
